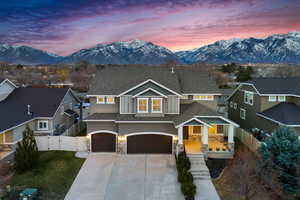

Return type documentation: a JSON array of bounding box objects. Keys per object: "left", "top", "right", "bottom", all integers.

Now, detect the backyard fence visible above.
[
  {"left": 61, "top": 123, "right": 81, "bottom": 136},
  {"left": 236, "top": 128, "right": 261, "bottom": 153},
  {"left": 35, "top": 136, "right": 89, "bottom": 152}
]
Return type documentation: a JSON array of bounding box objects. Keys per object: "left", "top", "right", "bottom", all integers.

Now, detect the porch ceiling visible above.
[{"left": 197, "top": 117, "right": 229, "bottom": 125}]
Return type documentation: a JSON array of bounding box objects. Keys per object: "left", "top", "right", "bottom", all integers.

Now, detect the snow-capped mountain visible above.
[
  {"left": 0, "top": 44, "right": 61, "bottom": 65},
  {"left": 61, "top": 40, "right": 181, "bottom": 64},
  {"left": 176, "top": 31, "right": 300, "bottom": 64}
]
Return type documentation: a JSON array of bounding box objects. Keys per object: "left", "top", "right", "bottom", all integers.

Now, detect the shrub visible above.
[
  {"left": 177, "top": 152, "right": 191, "bottom": 171},
  {"left": 181, "top": 182, "right": 196, "bottom": 200},
  {"left": 14, "top": 125, "right": 40, "bottom": 172},
  {"left": 178, "top": 168, "right": 193, "bottom": 183}
]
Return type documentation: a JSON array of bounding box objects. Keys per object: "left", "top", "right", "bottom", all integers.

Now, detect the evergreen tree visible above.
[
  {"left": 259, "top": 127, "right": 300, "bottom": 197},
  {"left": 14, "top": 125, "right": 40, "bottom": 172},
  {"left": 235, "top": 66, "right": 253, "bottom": 82}
]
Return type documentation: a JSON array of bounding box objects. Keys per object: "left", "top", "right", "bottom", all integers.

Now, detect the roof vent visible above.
[
  {"left": 27, "top": 104, "right": 32, "bottom": 116},
  {"left": 171, "top": 67, "right": 175, "bottom": 74}
]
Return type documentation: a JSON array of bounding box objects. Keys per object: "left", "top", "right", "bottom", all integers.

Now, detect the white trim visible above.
[
  {"left": 83, "top": 119, "right": 116, "bottom": 122},
  {"left": 0, "top": 79, "right": 18, "bottom": 88},
  {"left": 96, "top": 96, "right": 106, "bottom": 104},
  {"left": 106, "top": 96, "right": 115, "bottom": 104},
  {"left": 125, "top": 132, "right": 175, "bottom": 137},
  {"left": 278, "top": 96, "right": 286, "bottom": 102},
  {"left": 244, "top": 91, "right": 254, "bottom": 105},
  {"left": 256, "top": 113, "right": 300, "bottom": 127},
  {"left": 182, "top": 93, "right": 222, "bottom": 96},
  {"left": 194, "top": 115, "right": 240, "bottom": 127},
  {"left": 117, "top": 79, "right": 182, "bottom": 97},
  {"left": 115, "top": 121, "right": 174, "bottom": 124},
  {"left": 193, "top": 95, "right": 214, "bottom": 101},
  {"left": 133, "top": 88, "right": 167, "bottom": 98},
  {"left": 240, "top": 108, "right": 246, "bottom": 120},
  {"left": 37, "top": 120, "right": 49, "bottom": 131},
  {"left": 137, "top": 98, "right": 148, "bottom": 113},
  {"left": 88, "top": 130, "right": 118, "bottom": 135},
  {"left": 175, "top": 117, "right": 212, "bottom": 129},
  {"left": 151, "top": 98, "right": 163, "bottom": 113},
  {"left": 268, "top": 96, "right": 277, "bottom": 102}
]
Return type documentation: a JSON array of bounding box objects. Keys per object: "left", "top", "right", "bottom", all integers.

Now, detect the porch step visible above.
[{"left": 187, "top": 153, "right": 211, "bottom": 180}]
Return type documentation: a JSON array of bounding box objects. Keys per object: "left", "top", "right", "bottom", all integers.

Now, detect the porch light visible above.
[
  {"left": 118, "top": 135, "right": 126, "bottom": 141},
  {"left": 86, "top": 134, "right": 91, "bottom": 139},
  {"left": 173, "top": 136, "right": 178, "bottom": 141}
]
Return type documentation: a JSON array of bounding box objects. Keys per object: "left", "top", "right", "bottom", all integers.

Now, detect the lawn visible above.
[{"left": 10, "top": 151, "right": 85, "bottom": 200}]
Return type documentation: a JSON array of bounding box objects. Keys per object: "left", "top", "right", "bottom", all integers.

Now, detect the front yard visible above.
[{"left": 9, "top": 151, "right": 85, "bottom": 200}]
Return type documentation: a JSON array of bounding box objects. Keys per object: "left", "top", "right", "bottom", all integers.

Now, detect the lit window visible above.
[
  {"left": 151, "top": 98, "right": 162, "bottom": 113},
  {"left": 268, "top": 96, "right": 277, "bottom": 102},
  {"left": 194, "top": 95, "right": 214, "bottom": 101},
  {"left": 244, "top": 91, "right": 254, "bottom": 105},
  {"left": 234, "top": 103, "right": 237, "bottom": 110},
  {"left": 240, "top": 108, "right": 246, "bottom": 120},
  {"left": 180, "top": 95, "right": 189, "bottom": 99},
  {"left": 97, "top": 96, "right": 105, "bottom": 104},
  {"left": 278, "top": 96, "right": 286, "bottom": 102},
  {"left": 137, "top": 98, "right": 148, "bottom": 113},
  {"left": 107, "top": 97, "right": 115, "bottom": 104},
  {"left": 38, "top": 120, "right": 48, "bottom": 131}
]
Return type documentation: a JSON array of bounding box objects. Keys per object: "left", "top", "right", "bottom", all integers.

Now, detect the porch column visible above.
[
  {"left": 202, "top": 126, "right": 208, "bottom": 152},
  {"left": 176, "top": 126, "right": 184, "bottom": 155},
  {"left": 228, "top": 124, "right": 235, "bottom": 151}
]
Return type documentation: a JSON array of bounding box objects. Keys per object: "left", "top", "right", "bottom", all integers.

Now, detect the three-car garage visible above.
[{"left": 90, "top": 132, "right": 173, "bottom": 154}]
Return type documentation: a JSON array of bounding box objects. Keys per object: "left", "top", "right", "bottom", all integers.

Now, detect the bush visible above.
[
  {"left": 177, "top": 152, "right": 191, "bottom": 171},
  {"left": 178, "top": 168, "right": 193, "bottom": 183},
  {"left": 181, "top": 182, "right": 196, "bottom": 200}
]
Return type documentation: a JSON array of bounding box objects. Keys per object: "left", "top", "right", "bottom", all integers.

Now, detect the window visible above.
[
  {"left": 234, "top": 103, "right": 237, "bottom": 110},
  {"left": 240, "top": 108, "right": 246, "bottom": 120},
  {"left": 107, "top": 97, "right": 115, "bottom": 104},
  {"left": 69, "top": 102, "right": 73, "bottom": 109},
  {"left": 230, "top": 101, "right": 233, "bottom": 108},
  {"left": 268, "top": 96, "right": 277, "bottom": 102},
  {"left": 278, "top": 96, "right": 286, "bottom": 102},
  {"left": 97, "top": 96, "right": 105, "bottom": 104},
  {"left": 137, "top": 98, "right": 148, "bottom": 113},
  {"left": 151, "top": 98, "right": 162, "bottom": 113},
  {"left": 180, "top": 95, "right": 189, "bottom": 99},
  {"left": 194, "top": 95, "right": 214, "bottom": 101},
  {"left": 244, "top": 91, "right": 254, "bottom": 105},
  {"left": 37, "top": 120, "right": 48, "bottom": 131},
  {"left": 193, "top": 126, "right": 202, "bottom": 134}
]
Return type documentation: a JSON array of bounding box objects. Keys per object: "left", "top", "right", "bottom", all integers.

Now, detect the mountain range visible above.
[{"left": 0, "top": 31, "right": 300, "bottom": 65}]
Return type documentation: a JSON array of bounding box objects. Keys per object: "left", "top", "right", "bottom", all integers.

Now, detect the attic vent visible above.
[
  {"left": 171, "top": 67, "right": 175, "bottom": 74},
  {"left": 27, "top": 104, "right": 32, "bottom": 116}
]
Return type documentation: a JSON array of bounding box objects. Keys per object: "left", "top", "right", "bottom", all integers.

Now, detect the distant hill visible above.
[
  {"left": 176, "top": 31, "right": 300, "bottom": 64},
  {"left": 1, "top": 31, "right": 300, "bottom": 65}
]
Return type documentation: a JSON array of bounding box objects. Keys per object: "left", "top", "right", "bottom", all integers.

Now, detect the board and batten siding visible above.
[
  {"left": 120, "top": 96, "right": 133, "bottom": 114},
  {"left": 167, "top": 96, "right": 179, "bottom": 114}
]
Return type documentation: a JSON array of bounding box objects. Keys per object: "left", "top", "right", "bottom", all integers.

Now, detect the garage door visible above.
[
  {"left": 91, "top": 133, "right": 116, "bottom": 152},
  {"left": 127, "top": 134, "right": 173, "bottom": 154}
]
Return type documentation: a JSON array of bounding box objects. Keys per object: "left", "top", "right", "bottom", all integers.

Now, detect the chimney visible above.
[
  {"left": 27, "top": 104, "right": 32, "bottom": 116},
  {"left": 171, "top": 67, "right": 175, "bottom": 74}
]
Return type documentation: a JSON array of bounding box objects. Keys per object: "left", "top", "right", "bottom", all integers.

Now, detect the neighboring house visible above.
[
  {"left": 84, "top": 66, "right": 238, "bottom": 158},
  {"left": 228, "top": 77, "right": 300, "bottom": 136},
  {"left": 0, "top": 79, "right": 80, "bottom": 159}
]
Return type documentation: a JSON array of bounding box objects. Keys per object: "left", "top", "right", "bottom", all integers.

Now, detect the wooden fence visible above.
[
  {"left": 35, "top": 136, "right": 89, "bottom": 152},
  {"left": 236, "top": 128, "right": 262, "bottom": 153}
]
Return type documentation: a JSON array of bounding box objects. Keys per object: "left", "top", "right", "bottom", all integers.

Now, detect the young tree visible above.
[
  {"left": 221, "top": 63, "right": 237, "bottom": 73},
  {"left": 259, "top": 127, "right": 300, "bottom": 198},
  {"left": 14, "top": 125, "right": 40, "bottom": 172},
  {"left": 235, "top": 66, "right": 253, "bottom": 82}
]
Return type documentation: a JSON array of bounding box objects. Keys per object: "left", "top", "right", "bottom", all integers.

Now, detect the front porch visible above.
[{"left": 177, "top": 117, "right": 237, "bottom": 159}]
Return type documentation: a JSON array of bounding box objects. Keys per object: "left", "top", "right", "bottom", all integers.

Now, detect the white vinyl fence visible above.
[
  {"left": 61, "top": 123, "right": 81, "bottom": 136},
  {"left": 236, "top": 128, "right": 262, "bottom": 153},
  {"left": 35, "top": 136, "right": 89, "bottom": 152}
]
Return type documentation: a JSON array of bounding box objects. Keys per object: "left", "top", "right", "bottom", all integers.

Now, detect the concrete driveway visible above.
[{"left": 65, "top": 154, "right": 183, "bottom": 200}]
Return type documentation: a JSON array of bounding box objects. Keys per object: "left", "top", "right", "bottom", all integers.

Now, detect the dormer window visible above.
[
  {"left": 137, "top": 98, "right": 148, "bottom": 113},
  {"left": 96, "top": 96, "right": 115, "bottom": 104},
  {"left": 97, "top": 96, "right": 105, "bottom": 104},
  {"left": 244, "top": 91, "right": 253, "bottom": 105},
  {"left": 151, "top": 98, "right": 162, "bottom": 113}
]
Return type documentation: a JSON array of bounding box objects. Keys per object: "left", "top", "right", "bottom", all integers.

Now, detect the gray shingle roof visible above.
[
  {"left": 257, "top": 102, "right": 300, "bottom": 126},
  {"left": 247, "top": 77, "right": 300, "bottom": 95},
  {"left": 88, "top": 66, "right": 220, "bottom": 95},
  {"left": 85, "top": 113, "right": 117, "bottom": 120},
  {"left": 0, "top": 87, "right": 70, "bottom": 132}
]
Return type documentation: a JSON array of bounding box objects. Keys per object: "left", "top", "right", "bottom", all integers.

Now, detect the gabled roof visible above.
[
  {"left": 0, "top": 79, "right": 4, "bottom": 84},
  {"left": 0, "top": 87, "right": 72, "bottom": 132},
  {"left": 257, "top": 102, "right": 300, "bottom": 126},
  {"left": 246, "top": 77, "right": 300, "bottom": 96},
  {"left": 88, "top": 66, "right": 220, "bottom": 95}
]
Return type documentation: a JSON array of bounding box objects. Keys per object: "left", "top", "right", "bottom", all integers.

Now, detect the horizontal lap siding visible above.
[
  {"left": 118, "top": 123, "right": 177, "bottom": 136},
  {"left": 87, "top": 122, "right": 117, "bottom": 133},
  {"left": 167, "top": 96, "right": 179, "bottom": 114}
]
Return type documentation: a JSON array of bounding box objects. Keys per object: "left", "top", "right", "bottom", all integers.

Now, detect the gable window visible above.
[
  {"left": 137, "top": 98, "right": 148, "bottom": 113},
  {"left": 244, "top": 91, "right": 254, "bottom": 105},
  {"left": 107, "top": 97, "right": 115, "bottom": 104},
  {"left": 37, "top": 120, "right": 48, "bottom": 131},
  {"left": 230, "top": 101, "right": 233, "bottom": 108},
  {"left": 151, "top": 98, "right": 162, "bottom": 113},
  {"left": 234, "top": 103, "right": 237, "bottom": 110},
  {"left": 194, "top": 95, "right": 214, "bottom": 101},
  {"left": 97, "top": 96, "right": 105, "bottom": 104},
  {"left": 240, "top": 108, "right": 246, "bottom": 120},
  {"left": 278, "top": 96, "right": 286, "bottom": 102}
]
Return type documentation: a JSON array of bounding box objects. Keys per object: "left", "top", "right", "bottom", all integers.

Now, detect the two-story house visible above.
[
  {"left": 228, "top": 77, "right": 300, "bottom": 136},
  {"left": 84, "top": 66, "right": 238, "bottom": 158},
  {"left": 0, "top": 79, "right": 80, "bottom": 160}
]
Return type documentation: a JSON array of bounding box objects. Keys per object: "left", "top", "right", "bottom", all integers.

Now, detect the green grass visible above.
[{"left": 10, "top": 151, "right": 85, "bottom": 200}]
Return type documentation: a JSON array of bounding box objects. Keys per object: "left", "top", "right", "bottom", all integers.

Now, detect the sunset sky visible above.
[{"left": 0, "top": 0, "right": 299, "bottom": 56}]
